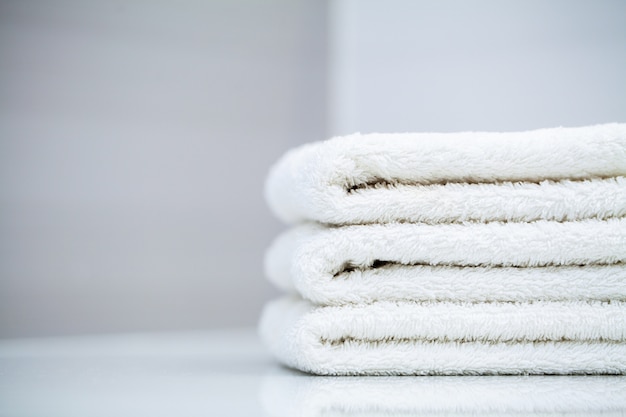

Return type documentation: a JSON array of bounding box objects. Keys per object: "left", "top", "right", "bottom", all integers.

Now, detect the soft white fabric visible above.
[
  {"left": 265, "top": 218, "right": 626, "bottom": 304},
  {"left": 262, "top": 123, "right": 626, "bottom": 376},
  {"left": 265, "top": 123, "right": 626, "bottom": 225},
  {"left": 260, "top": 373, "right": 626, "bottom": 416},
  {"left": 269, "top": 261, "right": 626, "bottom": 306},
  {"left": 259, "top": 296, "right": 626, "bottom": 375},
  {"left": 273, "top": 177, "right": 626, "bottom": 225}
]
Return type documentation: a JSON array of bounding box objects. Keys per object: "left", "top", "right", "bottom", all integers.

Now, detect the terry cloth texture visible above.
[
  {"left": 260, "top": 374, "right": 626, "bottom": 416},
  {"left": 265, "top": 219, "right": 626, "bottom": 305},
  {"left": 261, "top": 123, "right": 626, "bottom": 376},
  {"left": 265, "top": 123, "right": 626, "bottom": 225},
  {"left": 259, "top": 296, "right": 626, "bottom": 376}
]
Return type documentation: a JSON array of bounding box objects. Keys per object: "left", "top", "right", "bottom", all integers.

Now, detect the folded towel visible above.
[
  {"left": 266, "top": 218, "right": 626, "bottom": 305},
  {"left": 265, "top": 123, "right": 626, "bottom": 225},
  {"left": 271, "top": 261, "right": 626, "bottom": 306},
  {"left": 259, "top": 296, "right": 626, "bottom": 375},
  {"left": 260, "top": 373, "right": 626, "bottom": 416}
]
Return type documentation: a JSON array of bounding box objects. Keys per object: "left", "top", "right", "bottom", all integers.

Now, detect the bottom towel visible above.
[{"left": 259, "top": 296, "right": 626, "bottom": 375}]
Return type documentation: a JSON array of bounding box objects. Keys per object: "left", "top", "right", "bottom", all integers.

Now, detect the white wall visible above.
[
  {"left": 0, "top": 0, "right": 328, "bottom": 337},
  {"left": 328, "top": 0, "right": 626, "bottom": 135}
]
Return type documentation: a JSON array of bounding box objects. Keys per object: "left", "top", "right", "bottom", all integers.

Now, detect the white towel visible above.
[
  {"left": 260, "top": 373, "right": 626, "bottom": 416},
  {"left": 265, "top": 123, "right": 626, "bottom": 225},
  {"left": 259, "top": 296, "right": 626, "bottom": 375},
  {"left": 266, "top": 219, "right": 626, "bottom": 305}
]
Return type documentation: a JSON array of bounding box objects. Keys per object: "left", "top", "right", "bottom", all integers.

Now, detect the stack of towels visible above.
[{"left": 259, "top": 123, "right": 626, "bottom": 375}]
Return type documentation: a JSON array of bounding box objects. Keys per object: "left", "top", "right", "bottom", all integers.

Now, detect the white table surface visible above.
[{"left": 1, "top": 329, "right": 625, "bottom": 416}]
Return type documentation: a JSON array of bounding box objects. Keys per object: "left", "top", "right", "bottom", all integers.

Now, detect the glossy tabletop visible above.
[{"left": 1, "top": 329, "right": 625, "bottom": 416}]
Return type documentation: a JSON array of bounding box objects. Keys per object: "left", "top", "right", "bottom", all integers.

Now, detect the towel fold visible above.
[
  {"left": 271, "top": 261, "right": 626, "bottom": 306},
  {"left": 265, "top": 123, "right": 626, "bottom": 225},
  {"left": 259, "top": 296, "right": 626, "bottom": 375},
  {"left": 266, "top": 218, "right": 626, "bottom": 305},
  {"left": 260, "top": 373, "right": 626, "bottom": 416}
]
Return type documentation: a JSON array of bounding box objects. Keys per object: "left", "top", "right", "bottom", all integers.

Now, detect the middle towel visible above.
[{"left": 265, "top": 218, "right": 626, "bottom": 305}]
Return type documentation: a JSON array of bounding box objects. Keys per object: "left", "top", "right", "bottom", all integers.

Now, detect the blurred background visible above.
[{"left": 1, "top": 0, "right": 625, "bottom": 338}]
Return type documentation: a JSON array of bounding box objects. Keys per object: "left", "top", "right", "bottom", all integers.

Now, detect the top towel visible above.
[{"left": 265, "top": 123, "right": 626, "bottom": 225}]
